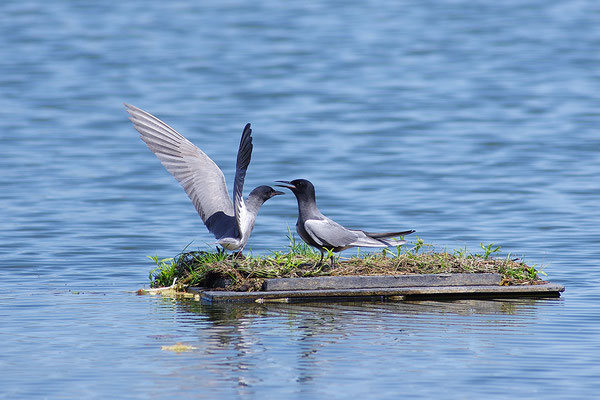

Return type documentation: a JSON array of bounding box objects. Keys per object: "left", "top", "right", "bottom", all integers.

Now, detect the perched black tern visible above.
[
  {"left": 125, "top": 104, "right": 283, "bottom": 253},
  {"left": 276, "top": 179, "right": 415, "bottom": 266}
]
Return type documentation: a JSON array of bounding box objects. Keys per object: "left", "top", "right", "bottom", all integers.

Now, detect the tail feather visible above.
[
  {"left": 379, "top": 238, "right": 407, "bottom": 247},
  {"left": 364, "top": 229, "right": 416, "bottom": 239},
  {"left": 347, "top": 229, "right": 414, "bottom": 249}
]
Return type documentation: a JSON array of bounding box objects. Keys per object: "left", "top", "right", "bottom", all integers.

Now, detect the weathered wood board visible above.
[{"left": 187, "top": 274, "right": 565, "bottom": 304}]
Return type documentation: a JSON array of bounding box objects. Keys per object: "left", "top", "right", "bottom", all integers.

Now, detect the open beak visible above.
[{"left": 275, "top": 180, "right": 296, "bottom": 190}]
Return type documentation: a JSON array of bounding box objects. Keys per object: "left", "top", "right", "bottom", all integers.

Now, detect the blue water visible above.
[{"left": 1, "top": 0, "right": 599, "bottom": 398}]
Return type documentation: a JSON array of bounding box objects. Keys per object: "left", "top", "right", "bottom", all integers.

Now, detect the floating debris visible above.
[{"left": 161, "top": 343, "right": 197, "bottom": 353}]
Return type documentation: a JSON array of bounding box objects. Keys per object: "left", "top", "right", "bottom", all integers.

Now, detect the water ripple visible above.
[{"left": 1, "top": 0, "right": 599, "bottom": 398}]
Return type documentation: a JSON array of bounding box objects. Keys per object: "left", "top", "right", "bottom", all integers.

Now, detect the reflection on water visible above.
[
  {"left": 176, "top": 298, "right": 553, "bottom": 360},
  {"left": 139, "top": 297, "right": 577, "bottom": 399},
  {"left": 181, "top": 297, "right": 550, "bottom": 323}
]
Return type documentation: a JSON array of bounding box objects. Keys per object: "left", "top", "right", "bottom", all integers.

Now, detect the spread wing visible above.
[
  {"left": 303, "top": 218, "right": 359, "bottom": 248},
  {"left": 233, "top": 123, "right": 253, "bottom": 234},
  {"left": 125, "top": 104, "right": 234, "bottom": 236}
]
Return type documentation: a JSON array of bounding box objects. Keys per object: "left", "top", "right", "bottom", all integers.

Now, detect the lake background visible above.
[{"left": 1, "top": 1, "right": 599, "bottom": 398}]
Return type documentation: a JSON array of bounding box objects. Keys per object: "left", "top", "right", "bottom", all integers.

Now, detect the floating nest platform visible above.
[
  {"left": 144, "top": 245, "right": 565, "bottom": 304},
  {"left": 188, "top": 273, "right": 564, "bottom": 304}
]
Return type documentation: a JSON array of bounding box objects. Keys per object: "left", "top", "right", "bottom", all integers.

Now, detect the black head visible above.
[
  {"left": 249, "top": 185, "right": 284, "bottom": 202},
  {"left": 275, "top": 179, "right": 316, "bottom": 201}
]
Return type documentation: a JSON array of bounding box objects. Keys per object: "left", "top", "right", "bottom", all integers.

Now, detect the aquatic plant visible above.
[{"left": 146, "top": 235, "right": 545, "bottom": 291}]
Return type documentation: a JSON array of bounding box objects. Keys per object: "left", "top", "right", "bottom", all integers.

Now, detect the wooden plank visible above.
[
  {"left": 263, "top": 273, "right": 502, "bottom": 291},
  {"left": 189, "top": 282, "right": 565, "bottom": 304}
]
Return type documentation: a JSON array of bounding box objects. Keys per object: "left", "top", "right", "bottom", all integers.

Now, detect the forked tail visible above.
[{"left": 364, "top": 229, "right": 416, "bottom": 239}]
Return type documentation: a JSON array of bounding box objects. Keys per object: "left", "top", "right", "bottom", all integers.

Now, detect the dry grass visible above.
[{"left": 148, "top": 238, "right": 544, "bottom": 292}]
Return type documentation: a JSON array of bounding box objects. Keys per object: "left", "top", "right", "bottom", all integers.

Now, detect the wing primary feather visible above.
[
  {"left": 233, "top": 123, "right": 253, "bottom": 233},
  {"left": 125, "top": 104, "right": 235, "bottom": 237}
]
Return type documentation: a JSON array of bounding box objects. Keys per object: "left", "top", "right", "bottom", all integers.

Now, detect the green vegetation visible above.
[{"left": 147, "top": 234, "right": 545, "bottom": 292}]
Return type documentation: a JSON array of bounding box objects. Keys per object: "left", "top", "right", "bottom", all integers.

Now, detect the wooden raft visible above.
[{"left": 187, "top": 273, "right": 565, "bottom": 304}]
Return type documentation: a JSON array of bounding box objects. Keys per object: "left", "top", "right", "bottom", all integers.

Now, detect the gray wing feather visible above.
[
  {"left": 124, "top": 104, "right": 234, "bottom": 234},
  {"left": 303, "top": 218, "right": 359, "bottom": 248},
  {"left": 233, "top": 123, "right": 253, "bottom": 233},
  {"left": 346, "top": 230, "right": 391, "bottom": 248}
]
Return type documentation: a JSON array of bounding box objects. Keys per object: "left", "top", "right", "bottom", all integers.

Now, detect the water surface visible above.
[{"left": 1, "top": 1, "right": 599, "bottom": 398}]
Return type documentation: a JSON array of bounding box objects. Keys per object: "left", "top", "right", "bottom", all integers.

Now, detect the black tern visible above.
[
  {"left": 125, "top": 104, "right": 283, "bottom": 253},
  {"left": 276, "top": 179, "right": 415, "bottom": 266}
]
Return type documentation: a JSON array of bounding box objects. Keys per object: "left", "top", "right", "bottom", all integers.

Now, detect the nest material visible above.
[{"left": 160, "top": 250, "right": 541, "bottom": 292}]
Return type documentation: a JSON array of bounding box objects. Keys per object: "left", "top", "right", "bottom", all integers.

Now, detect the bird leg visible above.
[
  {"left": 316, "top": 249, "right": 336, "bottom": 269},
  {"left": 230, "top": 242, "right": 249, "bottom": 260},
  {"left": 317, "top": 251, "right": 325, "bottom": 266}
]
